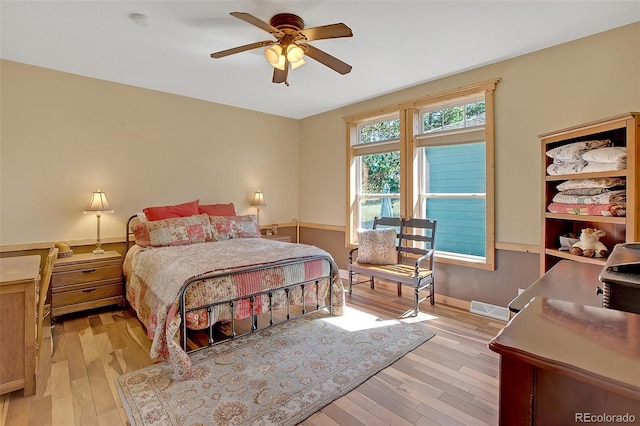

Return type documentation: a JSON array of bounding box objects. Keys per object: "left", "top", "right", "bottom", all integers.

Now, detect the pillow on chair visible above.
[{"left": 356, "top": 228, "right": 397, "bottom": 264}]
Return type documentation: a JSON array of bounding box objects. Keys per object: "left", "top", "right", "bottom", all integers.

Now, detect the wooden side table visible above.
[
  {"left": 0, "top": 255, "right": 40, "bottom": 396},
  {"left": 51, "top": 251, "right": 123, "bottom": 320},
  {"left": 262, "top": 234, "right": 292, "bottom": 243}
]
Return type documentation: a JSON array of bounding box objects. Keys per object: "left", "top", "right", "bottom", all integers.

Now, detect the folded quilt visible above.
[
  {"left": 552, "top": 189, "right": 626, "bottom": 204},
  {"left": 547, "top": 202, "right": 626, "bottom": 217},
  {"left": 558, "top": 188, "right": 612, "bottom": 196},
  {"left": 556, "top": 177, "right": 625, "bottom": 191}
]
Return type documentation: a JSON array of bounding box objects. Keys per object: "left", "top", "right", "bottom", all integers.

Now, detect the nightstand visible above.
[
  {"left": 262, "top": 234, "right": 292, "bottom": 243},
  {"left": 51, "top": 251, "right": 123, "bottom": 320}
]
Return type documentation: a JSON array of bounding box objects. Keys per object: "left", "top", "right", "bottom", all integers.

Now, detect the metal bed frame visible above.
[{"left": 126, "top": 215, "right": 335, "bottom": 354}]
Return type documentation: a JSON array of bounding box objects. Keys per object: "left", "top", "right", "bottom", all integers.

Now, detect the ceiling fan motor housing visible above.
[{"left": 270, "top": 13, "right": 304, "bottom": 33}]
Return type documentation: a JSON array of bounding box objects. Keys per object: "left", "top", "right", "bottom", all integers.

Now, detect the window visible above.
[
  {"left": 417, "top": 97, "right": 487, "bottom": 260},
  {"left": 346, "top": 79, "right": 498, "bottom": 270},
  {"left": 351, "top": 116, "right": 401, "bottom": 234}
]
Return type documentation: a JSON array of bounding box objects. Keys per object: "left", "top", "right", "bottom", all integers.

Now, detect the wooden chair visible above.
[
  {"left": 349, "top": 217, "right": 436, "bottom": 315},
  {"left": 37, "top": 247, "right": 58, "bottom": 355},
  {"left": 398, "top": 218, "right": 436, "bottom": 304}
]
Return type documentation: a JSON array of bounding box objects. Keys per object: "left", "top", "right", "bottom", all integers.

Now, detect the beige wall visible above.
[
  {"left": 1, "top": 60, "right": 299, "bottom": 245},
  {"left": 2, "top": 22, "right": 638, "bottom": 253},
  {"left": 299, "top": 22, "right": 640, "bottom": 246}
]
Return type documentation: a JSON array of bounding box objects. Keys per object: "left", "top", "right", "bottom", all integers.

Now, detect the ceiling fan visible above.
[{"left": 210, "top": 12, "right": 353, "bottom": 86}]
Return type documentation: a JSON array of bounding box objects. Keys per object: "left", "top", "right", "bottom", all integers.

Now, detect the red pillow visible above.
[
  {"left": 198, "top": 203, "right": 236, "bottom": 216},
  {"left": 143, "top": 199, "right": 199, "bottom": 221}
]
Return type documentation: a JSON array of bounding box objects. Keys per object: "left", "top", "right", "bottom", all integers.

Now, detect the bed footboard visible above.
[{"left": 178, "top": 255, "right": 334, "bottom": 354}]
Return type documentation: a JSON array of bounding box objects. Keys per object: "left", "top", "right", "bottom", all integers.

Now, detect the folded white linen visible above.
[
  {"left": 581, "top": 146, "right": 626, "bottom": 163},
  {"left": 582, "top": 161, "right": 626, "bottom": 173}
]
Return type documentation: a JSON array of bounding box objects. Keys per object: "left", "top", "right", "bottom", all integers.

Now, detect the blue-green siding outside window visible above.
[{"left": 424, "top": 142, "right": 486, "bottom": 256}]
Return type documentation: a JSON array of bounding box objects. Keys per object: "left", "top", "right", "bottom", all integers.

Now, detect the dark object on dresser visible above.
[{"left": 599, "top": 243, "right": 640, "bottom": 314}]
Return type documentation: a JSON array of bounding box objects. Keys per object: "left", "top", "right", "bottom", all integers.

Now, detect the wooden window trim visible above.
[{"left": 345, "top": 79, "right": 499, "bottom": 270}]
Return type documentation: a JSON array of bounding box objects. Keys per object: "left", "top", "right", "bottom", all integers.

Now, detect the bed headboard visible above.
[{"left": 126, "top": 214, "right": 140, "bottom": 253}]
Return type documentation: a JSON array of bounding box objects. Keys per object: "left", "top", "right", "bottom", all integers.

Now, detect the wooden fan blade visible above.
[
  {"left": 272, "top": 66, "right": 288, "bottom": 84},
  {"left": 302, "top": 44, "right": 352, "bottom": 75},
  {"left": 210, "top": 40, "right": 275, "bottom": 58},
  {"left": 230, "top": 12, "right": 284, "bottom": 37},
  {"left": 299, "top": 23, "right": 353, "bottom": 41}
]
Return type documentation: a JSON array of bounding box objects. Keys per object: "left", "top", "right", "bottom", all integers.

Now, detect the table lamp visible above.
[
  {"left": 83, "top": 189, "right": 114, "bottom": 255},
  {"left": 250, "top": 191, "right": 267, "bottom": 226}
]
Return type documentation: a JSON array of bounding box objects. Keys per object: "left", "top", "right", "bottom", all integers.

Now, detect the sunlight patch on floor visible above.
[
  {"left": 322, "top": 306, "right": 438, "bottom": 331},
  {"left": 399, "top": 311, "right": 439, "bottom": 323}
]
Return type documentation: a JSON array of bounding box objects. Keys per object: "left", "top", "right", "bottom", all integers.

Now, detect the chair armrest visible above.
[
  {"left": 349, "top": 247, "right": 359, "bottom": 264},
  {"left": 415, "top": 248, "right": 435, "bottom": 269}
]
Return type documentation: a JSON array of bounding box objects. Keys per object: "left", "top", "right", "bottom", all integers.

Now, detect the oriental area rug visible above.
[{"left": 116, "top": 307, "right": 434, "bottom": 426}]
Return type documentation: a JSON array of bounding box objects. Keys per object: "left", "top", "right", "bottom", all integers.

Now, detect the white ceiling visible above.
[{"left": 2, "top": 1, "right": 638, "bottom": 119}]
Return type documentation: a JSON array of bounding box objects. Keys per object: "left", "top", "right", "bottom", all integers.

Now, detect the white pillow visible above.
[
  {"left": 356, "top": 228, "right": 397, "bottom": 265},
  {"left": 581, "top": 146, "right": 626, "bottom": 163}
]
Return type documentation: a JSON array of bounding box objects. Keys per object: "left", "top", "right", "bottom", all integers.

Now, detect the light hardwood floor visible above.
[{"left": 0, "top": 280, "right": 505, "bottom": 426}]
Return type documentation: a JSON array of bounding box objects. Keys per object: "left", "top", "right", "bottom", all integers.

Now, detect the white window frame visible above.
[{"left": 417, "top": 133, "right": 487, "bottom": 264}]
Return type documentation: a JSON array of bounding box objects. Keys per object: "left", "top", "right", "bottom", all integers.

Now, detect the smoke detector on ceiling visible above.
[{"left": 130, "top": 13, "right": 150, "bottom": 27}]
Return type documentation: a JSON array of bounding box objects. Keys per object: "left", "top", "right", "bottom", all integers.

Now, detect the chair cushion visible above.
[{"left": 356, "top": 228, "right": 397, "bottom": 265}]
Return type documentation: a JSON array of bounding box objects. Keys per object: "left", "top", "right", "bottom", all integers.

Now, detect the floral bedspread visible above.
[{"left": 123, "top": 238, "right": 344, "bottom": 380}]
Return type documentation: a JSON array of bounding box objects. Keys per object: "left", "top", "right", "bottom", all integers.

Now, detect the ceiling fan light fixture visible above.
[
  {"left": 286, "top": 44, "right": 304, "bottom": 63},
  {"left": 291, "top": 58, "right": 306, "bottom": 70},
  {"left": 211, "top": 12, "right": 353, "bottom": 83},
  {"left": 264, "top": 44, "right": 282, "bottom": 66},
  {"left": 264, "top": 45, "right": 282, "bottom": 65},
  {"left": 273, "top": 53, "right": 286, "bottom": 71}
]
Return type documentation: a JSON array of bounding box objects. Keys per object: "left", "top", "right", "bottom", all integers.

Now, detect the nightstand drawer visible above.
[
  {"left": 52, "top": 283, "right": 122, "bottom": 306},
  {"left": 52, "top": 264, "right": 122, "bottom": 288},
  {"left": 51, "top": 277, "right": 121, "bottom": 294}
]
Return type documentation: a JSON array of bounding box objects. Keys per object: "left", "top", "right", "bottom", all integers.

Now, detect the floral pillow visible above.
[
  {"left": 546, "top": 139, "right": 611, "bottom": 161},
  {"left": 356, "top": 228, "right": 398, "bottom": 265},
  {"left": 208, "top": 215, "right": 261, "bottom": 241},
  {"left": 208, "top": 216, "right": 234, "bottom": 241},
  {"left": 229, "top": 215, "right": 261, "bottom": 238},
  {"left": 133, "top": 214, "right": 210, "bottom": 247}
]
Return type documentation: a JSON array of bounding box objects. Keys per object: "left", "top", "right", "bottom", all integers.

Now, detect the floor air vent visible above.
[{"left": 470, "top": 300, "right": 509, "bottom": 321}]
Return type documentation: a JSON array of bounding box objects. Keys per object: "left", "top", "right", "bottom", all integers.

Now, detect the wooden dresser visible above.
[
  {"left": 51, "top": 251, "right": 123, "bottom": 320},
  {"left": 0, "top": 255, "right": 39, "bottom": 397},
  {"left": 490, "top": 297, "right": 640, "bottom": 425}
]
